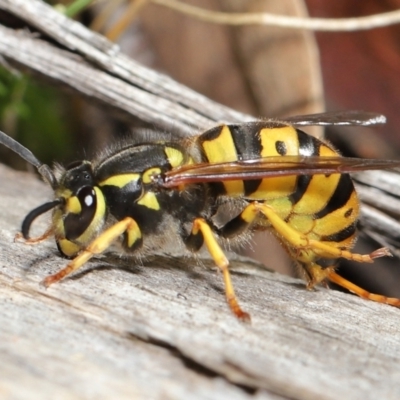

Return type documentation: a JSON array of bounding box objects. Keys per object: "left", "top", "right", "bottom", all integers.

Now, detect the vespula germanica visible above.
[{"left": 1, "top": 111, "right": 400, "bottom": 321}]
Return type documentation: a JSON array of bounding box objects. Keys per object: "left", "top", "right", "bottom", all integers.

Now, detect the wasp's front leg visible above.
[{"left": 42, "top": 217, "right": 142, "bottom": 287}]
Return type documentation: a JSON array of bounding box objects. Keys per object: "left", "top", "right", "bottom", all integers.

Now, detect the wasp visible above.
[{"left": 1, "top": 111, "right": 400, "bottom": 321}]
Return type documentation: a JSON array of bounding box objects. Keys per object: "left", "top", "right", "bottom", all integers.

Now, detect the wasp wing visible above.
[
  {"left": 162, "top": 156, "right": 400, "bottom": 188},
  {"left": 272, "top": 111, "right": 386, "bottom": 127}
]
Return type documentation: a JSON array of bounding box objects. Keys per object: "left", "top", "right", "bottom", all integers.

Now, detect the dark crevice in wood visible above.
[{"left": 126, "top": 330, "right": 259, "bottom": 396}]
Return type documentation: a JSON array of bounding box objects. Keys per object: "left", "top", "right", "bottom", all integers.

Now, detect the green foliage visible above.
[
  {"left": 52, "top": 0, "right": 94, "bottom": 17},
  {"left": 0, "top": 66, "right": 74, "bottom": 166}
]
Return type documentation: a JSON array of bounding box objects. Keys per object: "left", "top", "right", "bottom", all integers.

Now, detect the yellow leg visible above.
[
  {"left": 242, "top": 202, "right": 399, "bottom": 308},
  {"left": 246, "top": 202, "right": 390, "bottom": 263},
  {"left": 43, "top": 217, "right": 141, "bottom": 287},
  {"left": 328, "top": 271, "right": 400, "bottom": 306},
  {"left": 302, "top": 262, "right": 335, "bottom": 288},
  {"left": 191, "top": 218, "right": 250, "bottom": 322}
]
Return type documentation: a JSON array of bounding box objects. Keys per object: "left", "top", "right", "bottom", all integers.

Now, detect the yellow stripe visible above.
[
  {"left": 165, "top": 147, "right": 184, "bottom": 168},
  {"left": 202, "top": 125, "right": 244, "bottom": 194},
  {"left": 57, "top": 239, "right": 81, "bottom": 257},
  {"left": 319, "top": 143, "right": 337, "bottom": 156},
  {"left": 127, "top": 222, "right": 142, "bottom": 248},
  {"left": 293, "top": 144, "right": 339, "bottom": 214},
  {"left": 313, "top": 190, "right": 359, "bottom": 238},
  {"left": 249, "top": 176, "right": 297, "bottom": 200},
  {"left": 259, "top": 126, "right": 299, "bottom": 157},
  {"left": 293, "top": 174, "right": 341, "bottom": 214},
  {"left": 247, "top": 126, "right": 299, "bottom": 199},
  {"left": 202, "top": 125, "right": 238, "bottom": 163},
  {"left": 66, "top": 196, "right": 81, "bottom": 214},
  {"left": 137, "top": 192, "right": 160, "bottom": 210},
  {"left": 99, "top": 173, "right": 140, "bottom": 188},
  {"left": 54, "top": 187, "right": 107, "bottom": 256},
  {"left": 93, "top": 186, "right": 107, "bottom": 227},
  {"left": 75, "top": 186, "right": 107, "bottom": 245},
  {"left": 142, "top": 168, "right": 161, "bottom": 184}
]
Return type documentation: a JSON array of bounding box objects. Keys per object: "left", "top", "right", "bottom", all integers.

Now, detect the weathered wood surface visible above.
[
  {"left": 2, "top": 164, "right": 400, "bottom": 400},
  {"left": 1, "top": 2, "right": 400, "bottom": 399},
  {"left": 0, "top": 0, "right": 250, "bottom": 136}
]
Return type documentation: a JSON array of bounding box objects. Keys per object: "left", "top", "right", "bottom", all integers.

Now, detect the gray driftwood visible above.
[
  {"left": 0, "top": 0, "right": 250, "bottom": 136},
  {"left": 1, "top": 1, "right": 400, "bottom": 399},
  {"left": 2, "top": 157, "right": 400, "bottom": 400}
]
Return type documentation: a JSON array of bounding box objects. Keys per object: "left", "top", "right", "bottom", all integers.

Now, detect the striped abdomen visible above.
[{"left": 196, "top": 122, "right": 358, "bottom": 248}]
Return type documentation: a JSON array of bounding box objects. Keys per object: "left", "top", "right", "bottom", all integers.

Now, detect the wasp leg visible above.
[
  {"left": 300, "top": 261, "right": 335, "bottom": 288},
  {"left": 327, "top": 270, "right": 400, "bottom": 306},
  {"left": 42, "top": 217, "right": 142, "bottom": 287},
  {"left": 186, "top": 218, "right": 250, "bottom": 322},
  {"left": 299, "top": 262, "right": 400, "bottom": 307},
  {"left": 226, "top": 202, "right": 399, "bottom": 307},
  {"left": 237, "top": 202, "right": 390, "bottom": 263},
  {"left": 15, "top": 226, "right": 54, "bottom": 244}
]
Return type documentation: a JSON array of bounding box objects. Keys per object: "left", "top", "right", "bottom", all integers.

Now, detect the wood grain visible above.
[
  {"left": 0, "top": 0, "right": 249, "bottom": 136},
  {"left": 1, "top": 162, "right": 400, "bottom": 400},
  {"left": 1, "top": 2, "right": 400, "bottom": 399}
]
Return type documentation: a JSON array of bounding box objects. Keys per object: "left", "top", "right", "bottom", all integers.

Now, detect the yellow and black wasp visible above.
[{"left": 1, "top": 111, "right": 400, "bottom": 321}]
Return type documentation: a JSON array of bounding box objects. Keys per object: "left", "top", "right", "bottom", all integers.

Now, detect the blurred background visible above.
[{"left": 1, "top": 0, "right": 400, "bottom": 296}]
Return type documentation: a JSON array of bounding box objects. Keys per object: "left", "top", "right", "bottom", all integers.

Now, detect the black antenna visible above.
[{"left": 0, "top": 129, "right": 57, "bottom": 189}]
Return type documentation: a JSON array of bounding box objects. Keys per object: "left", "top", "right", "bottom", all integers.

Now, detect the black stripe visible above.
[
  {"left": 184, "top": 230, "right": 204, "bottom": 251},
  {"left": 229, "top": 124, "right": 263, "bottom": 160},
  {"left": 244, "top": 179, "right": 262, "bottom": 196},
  {"left": 218, "top": 214, "right": 249, "bottom": 238},
  {"left": 297, "top": 129, "right": 320, "bottom": 156},
  {"left": 231, "top": 124, "right": 263, "bottom": 196},
  {"left": 209, "top": 181, "right": 227, "bottom": 196},
  {"left": 321, "top": 222, "right": 357, "bottom": 243},
  {"left": 290, "top": 175, "right": 312, "bottom": 205},
  {"left": 314, "top": 174, "right": 354, "bottom": 219},
  {"left": 198, "top": 125, "right": 223, "bottom": 142}
]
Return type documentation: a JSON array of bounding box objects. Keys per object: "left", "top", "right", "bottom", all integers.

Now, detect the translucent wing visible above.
[
  {"left": 162, "top": 156, "right": 400, "bottom": 188},
  {"left": 274, "top": 110, "right": 386, "bottom": 127}
]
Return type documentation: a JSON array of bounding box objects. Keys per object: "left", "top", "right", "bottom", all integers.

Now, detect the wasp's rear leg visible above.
[
  {"left": 297, "top": 261, "right": 400, "bottom": 306},
  {"left": 243, "top": 202, "right": 390, "bottom": 264},
  {"left": 185, "top": 217, "right": 250, "bottom": 322},
  {"left": 328, "top": 270, "right": 400, "bottom": 307},
  {"left": 219, "top": 201, "right": 399, "bottom": 307},
  {"left": 42, "top": 217, "right": 142, "bottom": 287}
]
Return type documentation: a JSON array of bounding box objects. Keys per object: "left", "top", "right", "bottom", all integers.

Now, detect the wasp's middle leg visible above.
[{"left": 184, "top": 217, "right": 250, "bottom": 321}]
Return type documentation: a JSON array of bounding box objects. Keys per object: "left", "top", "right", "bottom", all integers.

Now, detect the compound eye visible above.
[
  {"left": 78, "top": 186, "right": 96, "bottom": 210},
  {"left": 64, "top": 186, "right": 97, "bottom": 241}
]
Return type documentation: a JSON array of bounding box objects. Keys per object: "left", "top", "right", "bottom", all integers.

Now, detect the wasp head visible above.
[{"left": 23, "top": 161, "right": 107, "bottom": 258}]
